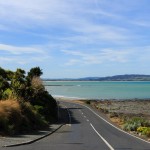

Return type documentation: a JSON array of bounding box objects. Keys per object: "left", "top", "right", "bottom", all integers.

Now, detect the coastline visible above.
[
  {"left": 55, "top": 97, "right": 150, "bottom": 117},
  {"left": 54, "top": 95, "right": 150, "bottom": 101}
]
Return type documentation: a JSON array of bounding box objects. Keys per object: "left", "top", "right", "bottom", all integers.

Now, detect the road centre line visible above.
[{"left": 90, "top": 123, "right": 114, "bottom": 150}]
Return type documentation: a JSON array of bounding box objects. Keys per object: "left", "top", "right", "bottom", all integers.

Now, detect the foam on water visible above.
[{"left": 44, "top": 81, "right": 150, "bottom": 100}]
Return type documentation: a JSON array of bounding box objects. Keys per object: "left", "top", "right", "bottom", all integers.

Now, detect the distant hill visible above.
[
  {"left": 43, "top": 74, "right": 150, "bottom": 81},
  {"left": 78, "top": 75, "right": 150, "bottom": 81}
]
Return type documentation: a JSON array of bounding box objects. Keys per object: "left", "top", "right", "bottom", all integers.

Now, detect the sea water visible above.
[{"left": 44, "top": 81, "right": 150, "bottom": 99}]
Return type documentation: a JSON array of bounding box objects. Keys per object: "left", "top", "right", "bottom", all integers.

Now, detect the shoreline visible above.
[
  {"left": 56, "top": 97, "right": 150, "bottom": 118},
  {"left": 54, "top": 96, "right": 150, "bottom": 101},
  {"left": 44, "top": 80, "right": 150, "bottom": 82}
]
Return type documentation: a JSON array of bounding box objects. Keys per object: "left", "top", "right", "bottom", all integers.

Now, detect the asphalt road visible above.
[{"left": 2, "top": 101, "right": 150, "bottom": 150}]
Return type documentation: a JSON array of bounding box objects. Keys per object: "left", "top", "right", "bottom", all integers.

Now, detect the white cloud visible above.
[
  {"left": 64, "top": 59, "right": 81, "bottom": 66},
  {"left": 0, "top": 0, "right": 150, "bottom": 77},
  {"left": 132, "top": 20, "right": 150, "bottom": 27},
  {"left": 0, "top": 0, "right": 73, "bottom": 28},
  {"left": 72, "top": 23, "right": 129, "bottom": 44},
  {"left": 0, "top": 57, "right": 14, "bottom": 62},
  {"left": 0, "top": 0, "right": 131, "bottom": 44},
  {"left": 0, "top": 43, "right": 50, "bottom": 65},
  {"left": 0, "top": 44, "right": 44, "bottom": 55},
  {"left": 0, "top": 55, "right": 50, "bottom": 65},
  {"left": 62, "top": 49, "right": 130, "bottom": 65}
]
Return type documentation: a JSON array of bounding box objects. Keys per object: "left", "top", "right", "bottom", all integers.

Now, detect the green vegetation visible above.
[
  {"left": 137, "top": 127, "right": 150, "bottom": 137},
  {"left": 0, "top": 67, "right": 57, "bottom": 135},
  {"left": 123, "top": 117, "right": 150, "bottom": 131},
  {"left": 123, "top": 117, "right": 150, "bottom": 137},
  {"left": 85, "top": 100, "right": 91, "bottom": 105}
]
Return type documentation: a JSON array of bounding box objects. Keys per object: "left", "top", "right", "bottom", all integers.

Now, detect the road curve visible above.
[
  {"left": 61, "top": 101, "right": 150, "bottom": 150},
  {"left": 2, "top": 101, "right": 150, "bottom": 150}
]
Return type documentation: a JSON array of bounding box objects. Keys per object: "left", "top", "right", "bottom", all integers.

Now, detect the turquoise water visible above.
[{"left": 44, "top": 81, "right": 150, "bottom": 99}]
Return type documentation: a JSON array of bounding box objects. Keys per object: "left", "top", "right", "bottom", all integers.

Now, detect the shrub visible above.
[
  {"left": 123, "top": 117, "right": 150, "bottom": 131},
  {"left": 30, "top": 91, "right": 57, "bottom": 123},
  {"left": 137, "top": 127, "right": 150, "bottom": 137},
  {"left": 31, "top": 77, "right": 44, "bottom": 91},
  {"left": 109, "top": 112, "right": 119, "bottom": 118},
  {"left": 0, "top": 99, "right": 22, "bottom": 134},
  {"left": 86, "top": 100, "right": 91, "bottom": 105},
  {"left": 0, "top": 76, "right": 10, "bottom": 99},
  {"left": 34, "top": 105, "right": 44, "bottom": 114},
  {"left": 2, "top": 88, "right": 13, "bottom": 99},
  {"left": 20, "top": 102, "right": 48, "bottom": 131},
  {"left": 0, "top": 66, "right": 57, "bottom": 135},
  {"left": 0, "top": 99, "right": 48, "bottom": 135},
  {"left": 123, "top": 122, "right": 140, "bottom": 131}
]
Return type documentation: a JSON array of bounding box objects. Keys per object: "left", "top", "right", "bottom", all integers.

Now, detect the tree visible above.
[
  {"left": 11, "top": 68, "right": 26, "bottom": 99},
  {"left": 0, "top": 66, "right": 57, "bottom": 125},
  {"left": 5, "top": 70, "right": 14, "bottom": 80},
  {"left": 0, "top": 67, "right": 7, "bottom": 79},
  {"left": 0, "top": 76, "right": 10, "bottom": 99},
  {"left": 27, "top": 67, "right": 43, "bottom": 79}
]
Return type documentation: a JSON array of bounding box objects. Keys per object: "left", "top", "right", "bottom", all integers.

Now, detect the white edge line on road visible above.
[
  {"left": 62, "top": 101, "right": 150, "bottom": 144},
  {"left": 90, "top": 123, "right": 114, "bottom": 150},
  {"left": 78, "top": 103, "right": 150, "bottom": 144}
]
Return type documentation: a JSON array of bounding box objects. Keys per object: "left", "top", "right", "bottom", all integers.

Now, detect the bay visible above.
[{"left": 43, "top": 81, "right": 150, "bottom": 100}]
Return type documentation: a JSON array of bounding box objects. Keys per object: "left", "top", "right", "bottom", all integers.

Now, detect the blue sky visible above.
[{"left": 0, "top": 0, "right": 150, "bottom": 78}]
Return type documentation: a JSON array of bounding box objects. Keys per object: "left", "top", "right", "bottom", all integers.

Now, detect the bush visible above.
[
  {"left": 2, "top": 88, "right": 13, "bottom": 99},
  {"left": 109, "top": 112, "right": 119, "bottom": 118},
  {"left": 123, "top": 122, "right": 140, "bottom": 131},
  {"left": 0, "top": 99, "right": 48, "bottom": 135},
  {"left": 123, "top": 117, "right": 150, "bottom": 131},
  {"left": 20, "top": 102, "right": 48, "bottom": 132},
  {"left": 0, "top": 67, "right": 57, "bottom": 135},
  {"left": 34, "top": 105, "right": 44, "bottom": 114},
  {"left": 30, "top": 91, "right": 57, "bottom": 123},
  {"left": 0, "top": 99, "right": 22, "bottom": 134},
  {"left": 86, "top": 100, "right": 91, "bottom": 105},
  {"left": 137, "top": 127, "right": 150, "bottom": 137}
]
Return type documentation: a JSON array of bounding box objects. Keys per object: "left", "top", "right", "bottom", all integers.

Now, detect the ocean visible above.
[{"left": 43, "top": 81, "right": 150, "bottom": 100}]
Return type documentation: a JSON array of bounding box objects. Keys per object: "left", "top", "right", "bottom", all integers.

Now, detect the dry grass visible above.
[
  {"left": 110, "top": 117, "right": 124, "bottom": 126},
  {"left": 0, "top": 99, "right": 21, "bottom": 119},
  {"left": 0, "top": 99, "right": 48, "bottom": 135},
  {"left": 0, "top": 99, "right": 22, "bottom": 135},
  {"left": 31, "top": 77, "right": 44, "bottom": 90}
]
